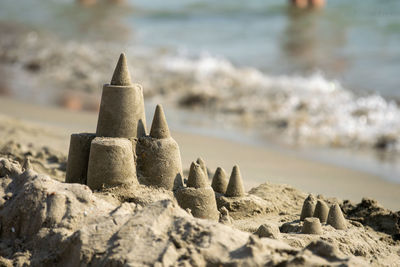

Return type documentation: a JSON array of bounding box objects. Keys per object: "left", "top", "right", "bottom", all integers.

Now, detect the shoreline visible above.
[{"left": 1, "top": 96, "right": 398, "bottom": 210}]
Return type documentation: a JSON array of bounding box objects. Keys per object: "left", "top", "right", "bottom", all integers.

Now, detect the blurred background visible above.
[{"left": 0, "top": 0, "right": 399, "bottom": 182}]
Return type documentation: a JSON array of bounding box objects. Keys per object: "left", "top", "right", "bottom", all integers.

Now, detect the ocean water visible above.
[
  {"left": 126, "top": 0, "right": 400, "bottom": 98},
  {"left": 1, "top": 0, "right": 400, "bottom": 181}
]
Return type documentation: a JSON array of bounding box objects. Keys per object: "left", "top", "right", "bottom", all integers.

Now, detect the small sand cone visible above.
[
  {"left": 300, "top": 194, "right": 316, "bottom": 221},
  {"left": 150, "top": 105, "right": 170, "bottom": 139},
  {"left": 111, "top": 53, "right": 132, "bottom": 86},
  {"left": 87, "top": 137, "right": 138, "bottom": 190},
  {"left": 327, "top": 203, "right": 347, "bottom": 230},
  {"left": 302, "top": 217, "right": 322, "bottom": 235},
  {"left": 313, "top": 199, "right": 329, "bottom": 223},
  {"left": 136, "top": 105, "right": 183, "bottom": 190},
  {"left": 211, "top": 167, "right": 228, "bottom": 194},
  {"left": 186, "top": 162, "right": 209, "bottom": 188},
  {"left": 96, "top": 53, "right": 146, "bottom": 138},
  {"left": 225, "top": 165, "right": 245, "bottom": 197},
  {"left": 196, "top": 157, "right": 208, "bottom": 177}
]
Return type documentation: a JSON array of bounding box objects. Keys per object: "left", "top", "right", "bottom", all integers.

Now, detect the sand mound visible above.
[
  {"left": 342, "top": 198, "right": 400, "bottom": 241},
  {"left": 0, "top": 157, "right": 369, "bottom": 266}
]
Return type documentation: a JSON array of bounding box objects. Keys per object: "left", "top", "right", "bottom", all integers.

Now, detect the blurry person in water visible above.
[
  {"left": 291, "top": 0, "right": 325, "bottom": 9},
  {"left": 77, "top": 0, "right": 124, "bottom": 6}
]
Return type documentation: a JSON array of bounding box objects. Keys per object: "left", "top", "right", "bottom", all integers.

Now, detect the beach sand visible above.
[
  {"left": 0, "top": 96, "right": 399, "bottom": 210},
  {"left": 1, "top": 96, "right": 400, "bottom": 266}
]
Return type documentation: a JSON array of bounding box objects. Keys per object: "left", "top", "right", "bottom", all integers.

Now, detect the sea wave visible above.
[
  {"left": 1, "top": 22, "right": 399, "bottom": 152},
  {"left": 159, "top": 53, "right": 400, "bottom": 151}
]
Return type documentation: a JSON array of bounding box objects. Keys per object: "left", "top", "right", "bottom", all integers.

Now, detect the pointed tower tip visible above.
[
  {"left": 225, "top": 165, "right": 245, "bottom": 197},
  {"left": 327, "top": 203, "right": 347, "bottom": 230},
  {"left": 211, "top": 167, "right": 228, "bottom": 194},
  {"left": 110, "top": 53, "right": 132, "bottom": 86},
  {"left": 196, "top": 157, "right": 208, "bottom": 177},
  {"left": 150, "top": 104, "right": 171, "bottom": 139},
  {"left": 187, "top": 162, "right": 209, "bottom": 188}
]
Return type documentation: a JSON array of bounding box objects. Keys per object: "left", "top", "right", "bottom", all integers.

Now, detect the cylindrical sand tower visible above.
[
  {"left": 96, "top": 53, "right": 146, "bottom": 139},
  {"left": 87, "top": 137, "right": 138, "bottom": 190}
]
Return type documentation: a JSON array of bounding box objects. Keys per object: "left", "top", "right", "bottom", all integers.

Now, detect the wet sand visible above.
[{"left": 0, "top": 96, "right": 398, "bottom": 210}]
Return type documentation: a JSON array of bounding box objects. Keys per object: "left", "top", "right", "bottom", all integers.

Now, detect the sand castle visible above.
[
  {"left": 298, "top": 195, "right": 348, "bottom": 234},
  {"left": 175, "top": 161, "right": 219, "bottom": 220},
  {"left": 66, "top": 53, "right": 180, "bottom": 190},
  {"left": 136, "top": 105, "right": 183, "bottom": 190},
  {"left": 300, "top": 194, "right": 316, "bottom": 221},
  {"left": 302, "top": 217, "right": 322, "bottom": 235},
  {"left": 64, "top": 53, "right": 231, "bottom": 220}
]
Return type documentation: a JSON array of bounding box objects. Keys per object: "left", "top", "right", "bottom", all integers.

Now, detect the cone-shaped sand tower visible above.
[
  {"left": 211, "top": 167, "right": 228, "bottom": 194},
  {"left": 96, "top": 53, "right": 146, "bottom": 138},
  {"left": 110, "top": 53, "right": 132, "bottom": 86},
  {"left": 302, "top": 217, "right": 322, "bottom": 235},
  {"left": 196, "top": 157, "right": 208, "bottom": 178},
  {"left": 300, "top": 194, "right": 316, "bottom": 221},
  {"left": 187, "top": 162, "right": 209, "bottom": 188},
  {"left": 175, "top": 162, "right": 219, "bottom": 220},
  {"left": 327, "top": 203, "right": 347, "bottom": 230},
  {"left": 149, "top": 105, "right": 171, "bottom": 139},
  {"left": 313, "top": 199, "right": 329, "bottom": 223},
  {"left": 136, "top": 105, "right": 183, "bottom": 190},
  {"left": 225, "top": 165, "right": 245, "bottom": 197}
]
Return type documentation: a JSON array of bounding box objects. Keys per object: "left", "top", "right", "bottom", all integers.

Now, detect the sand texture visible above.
[
  {"left": 0, "top": 103, "right": 400, "bottom": 266},
  {"left": 0, "top": 140, "right": 399, "bottom": 265},
  {"left": 0, "top": 157, "right": 373, "bottom": 266}
]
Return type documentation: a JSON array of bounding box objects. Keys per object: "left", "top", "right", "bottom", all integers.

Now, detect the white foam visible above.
[{"left": 160, "top": 54, "right": 400, "bottom": 151}]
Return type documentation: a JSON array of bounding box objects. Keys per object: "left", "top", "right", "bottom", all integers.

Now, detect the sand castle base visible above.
[
  {"left": 87, "top": 137, "right": 138, "bottom": 190},
  {"left": 136, "top": 137, "right": 183, "bottom": 190},
  {"left": 65, "top": 133, "right": 96, "bottom": 184},
  {"left": 302, "top": 217, "right": 323, "bottom": 235},
  {"left": 175, "top": 187, "right": 219, "bottom": 221}
]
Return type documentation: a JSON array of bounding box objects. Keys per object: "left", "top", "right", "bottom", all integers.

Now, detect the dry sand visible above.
[
  {"left": 0, "top": 97, "right": 400, "bottom": 266},
  {"left": 0, "top": 97, "right": 399, "bottom": 210}
]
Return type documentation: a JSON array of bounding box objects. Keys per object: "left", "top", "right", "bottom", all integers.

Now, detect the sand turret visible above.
[
  {"left": 225, "top": 165, "right": 245, "bottom": 197},
  {"left": 149, "top": 105, "right": 170, "bottom": 139},
  {"left": 175, "top": 162, "right": 219, "bottom": 220},
  {"left": 86, "top": 137, "right": 138, "bottom": 190},
  {"left": 313, "top": 199, "right": 329, "bottom": 223},
  {"left": 302, "top": 217, "right": 322, "bottom": 235},
  {"left": 327, "top": 203, "right": 347, "bottom": 230},
  {"left": 300, "top": 194, "right": 316, "bottom": 221},
  {"left": 136, "top": 105, "right": 183, "bottom": 190},
  {"left": 196, "top": 157, "right": 208, "bottom": 178},
  {"left": 186, "top": 162, "right": 209, "bottom": 188},
  {"left": 211, "top": 167, "right": 228, "bottom": 194},
  {"left": 96, "top": 53, "right": 146, "bottom": 138},
  {"left": 110, "top": 53, "right": 132, "bottom": 86},
  {"left": 66, "top": 133, "right": 96, "bottom": 184}
]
